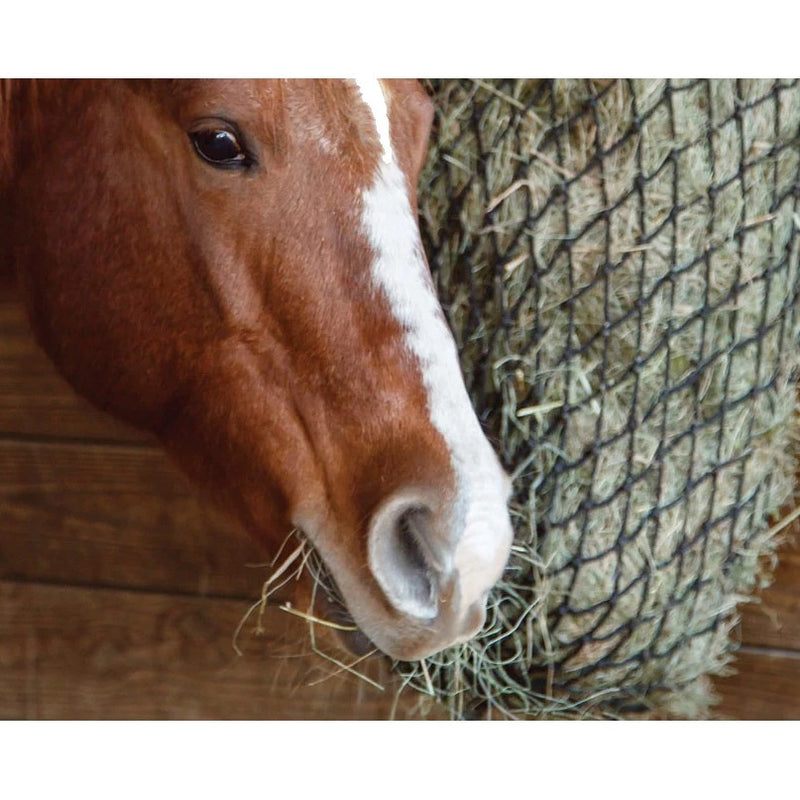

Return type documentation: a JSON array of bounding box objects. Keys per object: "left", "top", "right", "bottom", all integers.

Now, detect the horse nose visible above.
[
  {"left": 365, "top": 482, "right": 511, "bottom": 660},
  {"left": 453, "top": 596, "right": 489, "bottom": 644},
  {"left": 367, "top": 493, "right": 450, "bottom": 622}
]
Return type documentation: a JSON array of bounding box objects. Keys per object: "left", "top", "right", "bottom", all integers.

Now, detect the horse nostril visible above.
[
  {"left": 396, "top": 507, "right": 436, "bottom": 572},
  {"left": 367, "top": 495, "right": 446, "bottom": 621}
]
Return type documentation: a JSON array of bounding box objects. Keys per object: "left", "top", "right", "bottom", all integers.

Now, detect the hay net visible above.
[{"left": 402, "top": 79, "right": 800, "bottom": 719}]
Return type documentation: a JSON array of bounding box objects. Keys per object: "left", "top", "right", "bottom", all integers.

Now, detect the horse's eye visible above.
[{"left": 190, "top": 127, "right": 247, "bottom": 167}]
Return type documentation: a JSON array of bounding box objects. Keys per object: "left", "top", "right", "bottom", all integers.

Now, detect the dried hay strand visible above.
[
  {"left": 234, "top": 528, "right": 388, "bottom": 693},
  {"left": 401, "top": 79, "right": 800, "bottom": 719}
]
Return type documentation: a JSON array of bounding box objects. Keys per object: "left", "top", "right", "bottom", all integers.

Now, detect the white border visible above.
[{"left": 0, "top": 1, "right": 793, "bottom": 77}]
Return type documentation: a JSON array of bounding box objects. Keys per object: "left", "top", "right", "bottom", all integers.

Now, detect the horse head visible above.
[{"left": 0, "top": 79, "right": 513, "bottom": 660}]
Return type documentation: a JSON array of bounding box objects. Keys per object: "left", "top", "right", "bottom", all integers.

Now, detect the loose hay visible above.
[
  {"left": 236, "top": 529, "right": 385, "bottom": 691},
  {"left": 399, "top": 79, "right": 800, "bottom": 719}
]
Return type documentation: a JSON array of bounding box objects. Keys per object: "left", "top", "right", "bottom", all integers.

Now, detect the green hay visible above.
[{"left": 398, "top": 79, "right": 800, "bottom": 719}]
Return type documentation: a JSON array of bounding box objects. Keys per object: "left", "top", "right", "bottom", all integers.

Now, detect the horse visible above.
[{"left": 0, "top": 79, "right": 513, "bottom": 661}]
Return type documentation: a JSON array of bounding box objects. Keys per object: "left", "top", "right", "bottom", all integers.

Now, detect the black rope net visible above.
[{"left": 401, "top": 79, "right": 800, "bottom": 718}]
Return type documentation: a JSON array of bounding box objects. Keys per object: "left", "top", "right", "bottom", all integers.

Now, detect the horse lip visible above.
[
  {"left": 314, "top": 588, "right": 376, "bottom": 656},
  {"left": 337, "top": 625, "right": 376, "bottom": 657}
]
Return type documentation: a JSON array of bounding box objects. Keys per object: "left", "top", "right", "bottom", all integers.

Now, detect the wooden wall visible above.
[
  {"left": 1, "top": 279, "right": 797, "bottom": 720},
  {"left": 713, "top": 538, "right": 800, "bottom": 719}
]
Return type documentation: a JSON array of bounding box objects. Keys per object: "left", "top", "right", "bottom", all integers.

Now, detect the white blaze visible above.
[
  {"left": 354, "top": 78, "right": 393, "bottom": 164},
  {"left": 353, "top": 79, "right": 512, "bottom": 610}
]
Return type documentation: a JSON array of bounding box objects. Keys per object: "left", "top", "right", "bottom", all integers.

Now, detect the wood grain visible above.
[
  {"left": 713, "top": 649, "right": 800, "bottom": 720},
  {"left": 737, "top": 543, "right": 800, "bottom": 652},
  {"left": 0, "top": 439, "right": 268, "bottom": 599},
  {"left": 711, "top": 525, "right": 800, "bottom": 719},
  {"left": 0, "top": 580, "right": 442, "bottom": 720}
]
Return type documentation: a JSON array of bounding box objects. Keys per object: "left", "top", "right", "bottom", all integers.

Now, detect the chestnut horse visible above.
[{"left": 0, "top": 79, "right": 512, "bottom": 661}]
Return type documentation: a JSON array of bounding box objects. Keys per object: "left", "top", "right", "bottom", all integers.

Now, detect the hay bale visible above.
[{"left": 400, "top": 79, "right": 800, "bottom": 718}]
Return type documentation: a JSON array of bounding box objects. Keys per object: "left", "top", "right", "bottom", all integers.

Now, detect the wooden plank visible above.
[
  {"left": 7, "top": 571, "right": 792, "bottom": 722},
  {"left": 735, "top": 528, "right": 800, "bottom": 651},
  {"left": 0, "top": 580, "right": 441, "bottom": 720},
  {"left": 0, "top": 292, "right": 146, "bottom": 443},
  {"left": 711, "top": 524, "right": 800, "bottom": 719},
  {"left": 712, "top": 648, "right": 800, "bottom": 719},
  {"left": 0, "top": 439, "right": 268, "bottom": 599}
]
